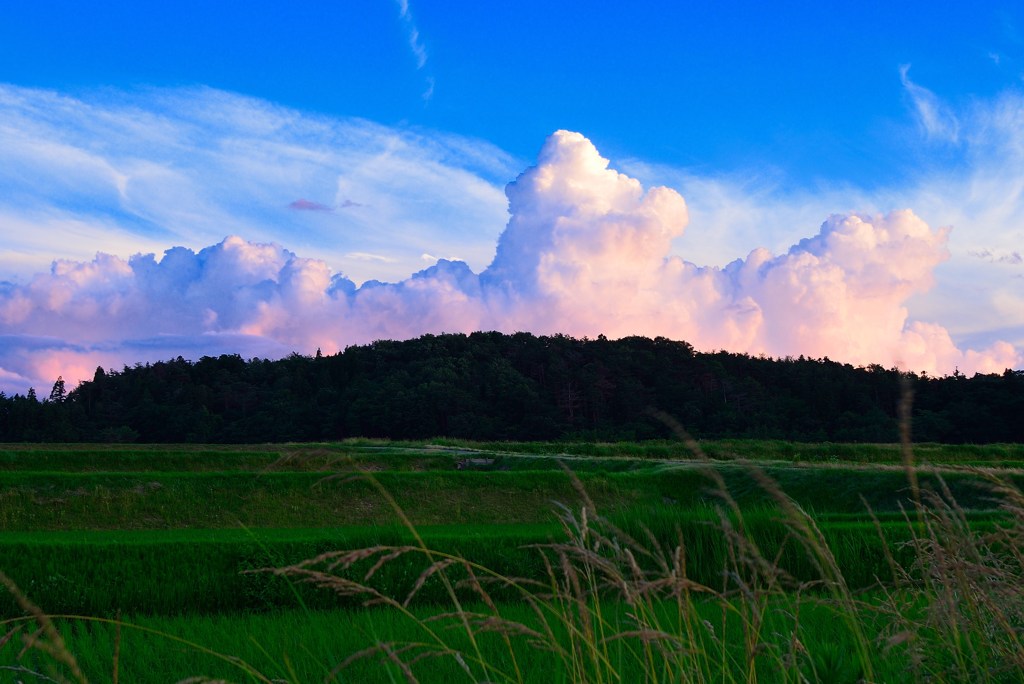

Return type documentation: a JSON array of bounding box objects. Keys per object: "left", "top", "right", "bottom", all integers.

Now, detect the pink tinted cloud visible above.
[
  {"left": 288, "top": 199, "right": 333, "bottom": 212},
  {"left": 1, "top": 131, "right": 1019, "bottom": 395}
]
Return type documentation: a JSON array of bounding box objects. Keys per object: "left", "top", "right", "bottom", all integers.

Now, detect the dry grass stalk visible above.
[
  {"left": 290, "top": 408, "right": 1024, "bottom": 683},
  {"left": 0, "top": 570, "right": 87, "bottom": 684}
]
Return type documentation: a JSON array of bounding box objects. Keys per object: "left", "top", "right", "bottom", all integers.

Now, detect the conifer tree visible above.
[{"left": 49, "top": 376, "right": 67, "bottom": 403}]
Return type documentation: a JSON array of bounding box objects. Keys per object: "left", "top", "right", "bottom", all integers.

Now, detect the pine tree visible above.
[{"left": 49, "top": 376, "right": 66, "bottom": 403}]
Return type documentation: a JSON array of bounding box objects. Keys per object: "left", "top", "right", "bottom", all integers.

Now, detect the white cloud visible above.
[
  {"left": 394, "top": 0, "right": 434, "bottom": 101},
  {"left": 1, "top": 131, "right": 1018, "bottom": 396},
  {"left": 900, "top": 65, "right": 960, "bottom": 143},
  {"left": 2, "top": 81, "right": 1023, "bottom": 396},
  {"left": 344, "top": 252, "right": 398, "bottom": 263},
  {"left": 480, "top": 133, "right": 1016, "bottom": 373},
  {"left": 0, "top": 84, "right": 516, "bottom": 285},
  {"left": 622, "top": 81, "right": 1024, "bottom": 357}
]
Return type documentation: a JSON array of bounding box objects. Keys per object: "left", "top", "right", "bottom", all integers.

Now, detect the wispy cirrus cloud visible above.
[
  {"left": 0, "top": 84, "right": 517, "bottom": 285},
  {"left": 397, "top": 0, "right": 428, "bottom": 69},
  {"left": 395, "top": 0, "right": 435, "bottom": 101},
  {"left": 344, "top": 252, "right": 398, "bottom": 263},
  {"left": 900, "top": 64, "right": 961, "bottom": 143}
]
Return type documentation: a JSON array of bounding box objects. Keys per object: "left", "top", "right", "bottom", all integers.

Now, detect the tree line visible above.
[{"left": 1, "top": 332, "right": 1021, "bottom": 443}]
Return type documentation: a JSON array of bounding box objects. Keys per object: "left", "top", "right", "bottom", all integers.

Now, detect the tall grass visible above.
[
  {"left": 251, "top": 475, "right": 1023, "bottom": 681},
  {"left": 3, "top": 441, "right": 1024, "bottom": 680}
]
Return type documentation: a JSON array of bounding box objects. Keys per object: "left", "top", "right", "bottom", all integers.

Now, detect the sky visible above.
[{"left": 1, "top": 0, "right": 1023, "bottom": 395}]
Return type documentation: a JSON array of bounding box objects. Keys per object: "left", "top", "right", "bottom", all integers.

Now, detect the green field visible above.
[{"left": 2, "top": 440, "right": 1022, "bottom": 682}]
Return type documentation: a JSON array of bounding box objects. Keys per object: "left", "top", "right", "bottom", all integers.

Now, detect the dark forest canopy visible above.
[{"left": 1, "top": 332, "right": 1021, "bottom": 444}]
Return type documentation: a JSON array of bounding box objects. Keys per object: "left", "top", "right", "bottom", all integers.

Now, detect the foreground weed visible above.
[
  {"left": 872, "top": 472, "right": 1024, "bottom": 682},
  {"left": 267, "top": 409, "right": 1024, "bottom": 682},
  {"left": 0, "top": 570, "right": 87, "bottom": 683},
  {"left": 0, "top": 574, "right": 279, "bottom": 684},
  {"left": 271, "top": 463, "right": 885, "bottom": 683},
  {"left": 5, "top": 427, "right": 1024, "bottom": 683}
]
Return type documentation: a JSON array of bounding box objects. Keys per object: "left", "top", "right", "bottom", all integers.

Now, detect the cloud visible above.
[
  {"left": 396, "top": 0, "right": 428, "bottom": 69},
  {"left": 621, "top": 78, "right": 1024, "bottom": 359},
  {"left": 969, "top": 249, "right": 1023, "bottom": 264},
  {"left": 0, "top": 84, "right": 516, "bottom": 285},
  {"left": 1, "top": 131, "right": 1018, "bottom": 396},
  {"left": 395, "top": 0, "right": 434, "bottom": 101},
  {"left": 421, "top": 252, "right": 462, "bottom": 262},
  {"left": 882, "top": 85, "right": 1024, "bottom": 348},
  {"left": 288, "top": 199, "right": 333, "bottom": 212},
  {"left": 344, "top": 252, "right": 398, "bottom": 263},
  {"left": 900, "top": 65, "right": 960, "bottom": 143},
  {"left": 480, "top": 133, "right": 1016, "bottom": 373}
]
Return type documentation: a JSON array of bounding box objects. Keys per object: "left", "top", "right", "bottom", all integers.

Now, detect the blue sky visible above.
[
  {"left": 0, "top": 1, "right": 1022, "bottom": 393},
  {"left": 5, "top": 1, "right": 1021, "bottom": 181}
]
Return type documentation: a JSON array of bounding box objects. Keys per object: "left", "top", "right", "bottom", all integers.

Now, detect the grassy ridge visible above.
[
  {"left": 0, "top": 527, "right": 544, "bottom": 615},
  {"left": 0, "top": 471, "right": 617, "bottom": 529},
  {"left": 4, "top": 439, "right": 1024, "bottom": 471},
  {"left": 420, "top": 438, "right": 1024, "bottom": 465},
  {"left": 5, "top": 511, "right": 1006, "bottom": 615},
  {"left": 0, "top": 443, "right": 457, "bottom": 472},
  {"left": 0, "top": 467, "right": 1015, "bottom": 530}
]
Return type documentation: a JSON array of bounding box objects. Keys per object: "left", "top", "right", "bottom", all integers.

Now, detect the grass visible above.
[
  {"left": 0, "top": 470, "right": 633, "bottom": 530},
  {"left": 1, "top": 516, "right": 976, "bottom": 616},
  {"left": 2, "top": 437, "right": 1023, "bottom": 681},
  {"left": 4, "top": 439, "right": 1024, "bottom": 471},
  {"left": 0, "top": 466, "right": 1016, "bottom": 531},
  {"left": 3, "top": 600, "right": 924, "bottom": 683},
  {"left": 11, "top": 472, "right": 1014, "bottom": 683},
  {"left": 254, "top": 467, "right": 1024, "bottom": 683}
]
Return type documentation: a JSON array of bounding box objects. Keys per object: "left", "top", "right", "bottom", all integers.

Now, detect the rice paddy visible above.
[{"left": 1, "top": 439, "right": 1022, "bottom": 682}]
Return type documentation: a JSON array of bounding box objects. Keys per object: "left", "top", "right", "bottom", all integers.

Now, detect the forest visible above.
[{"left": 1, "top": 331, "right": 1021, "bottom": 443}]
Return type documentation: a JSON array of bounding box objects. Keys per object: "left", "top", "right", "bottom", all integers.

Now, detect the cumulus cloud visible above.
[
  {"left": 1, "top": 131, "right": 1018, "bottom": 395},
  {"left": 480, "top": 133, "right": 1016, "bottom": 372},
  {"left": 622, "top": 77, "right": 1024, "bottom": 360},
  {"left": 878, "top": 85, "right": 1024, "bottom": 349}
]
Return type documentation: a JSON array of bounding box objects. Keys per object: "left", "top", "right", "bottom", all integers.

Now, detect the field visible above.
[{"left": 1, "top": 440, "right": 1023, "bottom": 682}]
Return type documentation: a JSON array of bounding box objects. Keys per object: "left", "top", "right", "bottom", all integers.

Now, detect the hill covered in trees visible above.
[{"left": 1, "top": 332, "right": 1021, "bottom": 443}]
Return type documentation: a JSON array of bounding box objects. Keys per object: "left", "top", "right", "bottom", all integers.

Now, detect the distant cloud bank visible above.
[{"left": 1, "top": 130, "right": 1019, "bottom": 395}]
